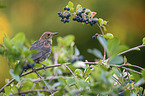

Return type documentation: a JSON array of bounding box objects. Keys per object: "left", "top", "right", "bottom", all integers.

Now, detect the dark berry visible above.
[
  {"left": 92, "top": 19, "right": 97, "bottom": 24},
  {"left": 118, "top": 91, "right": 124, "bottom": 96},
  {"left": 90, "top": 22, "right": 94, "bottom": 26},
  {"left": 86, "top": 21, "right": 89, "bottom": 24},
  {"left": 66, "top": 19, "right": 69, "bottom": 22},
  {"left": 92, "top": 35, "right": 96, "bottom": 39},
  {"left": 82, "top": 18, "right": 86, "bottom": 22},
  {"left": 64, "top": 7, "right": 67, "bottom": 10},
  {"left": 76, "top": 13, "right": 79, "bottom": 16},
  {"left": 83, "top": 8, "right": 86, "bottom": 10},
  {"left": 81, "top": 10, "right": 85, "bottom": 13},
  {"left": 79, "top": 13, "right": 82, "bottom": 18},
  {"left": 61, "top": 18, "right": 64, "bottom": 22},
  {"left": 64, "top": 15, "right": 67, "bottom": 18},
  {"left": 86, "top": 18, "right": 89, "bottom": 21},
  {"left": 73, "top": 17, "right": 76, "bottom": 21},
  {"left": 78, "top": 55, "right": 84, "bottom": 60},
  {"left": 42, "top": 86, "right": 46, "bottom": 89},
  {"left": 21, "top": 94, "right": 25, "bottom": 96},
  {"left": 64, "top": 20, "right": 66, "bottom": 23},
  {"left": 67, "top": 13, "right": 71, "bottom": 17},
  {"left": 71, "top": 59, "right": 77, "bottom": 63},
  {"left": 58, "top": 12, "right": 61, "bottom": 15},
  {"left": 67, "top": 8, "right": 70, "bottom": 11}
]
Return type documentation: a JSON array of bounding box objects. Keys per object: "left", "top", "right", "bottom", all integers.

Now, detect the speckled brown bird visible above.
[{"left": 20, "top": 32, "right": 58, "bottom": 75}]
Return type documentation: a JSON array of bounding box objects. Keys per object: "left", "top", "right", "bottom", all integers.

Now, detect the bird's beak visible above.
[{"left": 53, "top": 32, "right": 59, "bottom": 36}]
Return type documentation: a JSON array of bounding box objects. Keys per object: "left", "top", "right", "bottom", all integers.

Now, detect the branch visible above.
[
  {"left": 0, "top": 63, "right": 70, "bottom": 92},
  {"left": 32, "top": 76, "right": 73, "bottom": 82},
  {"left": 121, "top": 67, "right": 142, "bottom": 74},
  {"left": 110, "top": 64, "right": 144, "bottom": 70},
  {"left": 118, "top": 44, "right": 145, "bottom": 55},
  {"left": 97, "top": 23, "right": 104, "bottom": 36},
  {"left": 32, "top": 68, "right": 52, "bottom": 93},
  {"left": 65, "top": 64, "right": 78, "bottom": 80},
  {"left": 13, "top": 89, "right": 57, "bottom": 95}
]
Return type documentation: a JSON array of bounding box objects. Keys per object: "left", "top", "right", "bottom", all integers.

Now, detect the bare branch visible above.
[
  {"left": 32, "top": 76, "right": 73, "bottom": 82},
  {"left": 13, "top": 89, "right": 57, "bottom": 95},
  {"left": 118, "top": 44, "right": 145, "bottom": 55},
  {"left": 64, "top": 64, "right": 78, "bottom": 80},
  {"left": 0, "top": 63, "right": 70, "bottom": 92}
]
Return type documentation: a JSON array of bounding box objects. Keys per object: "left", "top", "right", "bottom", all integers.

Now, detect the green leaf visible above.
[
  {"left": 143, "top": 37, "right": 145, "bottom": 44},
  {"left": 73, "top": 61, "right": 86, "bottom": 68},
  {"left": 107, "top": 38, "right": 128, "bottom": 57},
  {"left": 21, "top": 80, "right": 33, "bottom": 91},
  {"left": 124, "top": 56, "right": 127, "bottom": 63},
  {"left": 87, "top": 48, "right": 103, "bottom": 59},
  {"left": 108, "top": 56, "right": 124, "bottom": 64},
  {"left": 9, "top": 69, "right": 20, "bottom": 82},
  {"left": 64, "top": 35, "right": 75, "bottom": 46},
  {"left": 104, "top": 33, "right": 114, "bottom": 39},
  {"left": 3, "top": 35, "right": 12, "bottom": 49},
  {"left": 0, "top": 5, "right": 7, "bottom": 8},
  {"left": 77, "top": 79, "right": 88, "bottom": 88},
  {"left": 68, "top": 1, "right": 73, "bottom": 9},
  {"left": 74, "top": 46, "right": 80, "bottom": 56},
  {"left": 66, "top": 78, "right": 76, "bottom": 85},
  {"left": 141, "top": 70, "right": 145, "bottom": 80},
  {"left": 14, "top": 62, "right": 24, "bottom": 75},
  {"left": 11, "top": 32, "right": 25, "bottom": 44},
  {"left": 12, "top": 85, "right": 18, "bottom": 93},
  {"left": 133, "top": 47, "right": 140, "bottom": 51},
  {"left": 4, "top": 86, "right": 12, "bottom": 95},
  {"left": 58, "top": 76, "right": 67, "bottom": 86},
  {"left": 97, "top": 18, "right": 104, "bottom": 26},
  {"left": 97, "top": 35, "right": 108, "bottom": 53},
  {"left": 134, "top": 78, "right": 144, "bottom": 86},
  {"left": 125, "top": 89, "right": 131, "bottom": 96},
  {"left": 76, "top": 4, "right": 82, "bottom": 12},
  {"left": 0, "top": 47, "right": 4, "bottom": 54},
  {"left": 130, "top": 71, "right": 141, "bottom": 82},
  {"left": 74, "top": 69, "right": 82, "bottom": 75}
]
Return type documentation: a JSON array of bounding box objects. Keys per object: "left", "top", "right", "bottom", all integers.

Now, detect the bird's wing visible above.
[{"left": 29, "top": 40, "right": 50, "bottom": 61}]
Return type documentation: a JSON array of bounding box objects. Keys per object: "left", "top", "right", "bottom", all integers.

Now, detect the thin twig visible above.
[
  {"left": 122, "top": 67, "right": 142, "bottom": 74},
  {"left": 13, "top": 89, "right": 57, "bottom": 95},
  {"left": 0, "top": 79, "right": 15, "bottom": 92},
  {"left": 97, "top": 23, "right": 104, "bottom": 36},
  {"left": 0, "top": 63, "right": 70, "bottom": 92},
  {"left": 32, "top": 68, "right": 52, "bottom": 94},
  {"left": 64, "top": 64, "right": 78, "bottom": 80},
  {"left": 118, "top": 44, "right": 145, "bottom": 55},
  {"left": 112, "top": 75, "right": 122, "bottom": 85},
  {"left": 32, "top": 76, "right": 73, "bottom": 82},
  {"left": 110, "top": 64, "right": 144, "bottom": 70}
]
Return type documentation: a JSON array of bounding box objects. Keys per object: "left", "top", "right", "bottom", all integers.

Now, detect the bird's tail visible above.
[{"left": 19, "top": 62, "right": 35, "bottom": 76}]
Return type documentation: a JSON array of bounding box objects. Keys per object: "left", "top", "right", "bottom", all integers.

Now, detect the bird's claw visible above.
[{"left": 43, "top": 65, "right": 46, "bottom": 71}]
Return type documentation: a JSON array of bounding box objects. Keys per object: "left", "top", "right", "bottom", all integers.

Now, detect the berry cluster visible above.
[
  {"left": 58, "top": 7, "right": 71, "bottom": 23},
  {"left": 73, "top": 8, "right": 97, "bottom": 26},
  {"left": 71, "top": 55, "right": 84, "bottom": 63},
  {"left": 64, "top": 7, "right": 70, "bottom": 11}
]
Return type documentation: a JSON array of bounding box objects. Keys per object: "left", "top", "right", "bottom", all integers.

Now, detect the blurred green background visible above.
[{"left": 0, "top": 0, "right": 145, "bottom": 87}]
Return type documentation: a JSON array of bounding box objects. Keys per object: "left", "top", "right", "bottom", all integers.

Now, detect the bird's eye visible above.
[{"left": 48, "top": 34, "right": 50, "bottom": 36}]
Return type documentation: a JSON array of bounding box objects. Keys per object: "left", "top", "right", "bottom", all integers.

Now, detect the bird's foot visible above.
[
  {"left": 40, "top": 63, "right": 47, "bottom": 71},
  {"left": 32, "top": 68, "right": 36, "bottom": 72}
]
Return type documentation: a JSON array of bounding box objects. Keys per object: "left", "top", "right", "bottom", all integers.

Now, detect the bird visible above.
[{"left": 20, "top": 32, "right": 58, "bottom": 76}]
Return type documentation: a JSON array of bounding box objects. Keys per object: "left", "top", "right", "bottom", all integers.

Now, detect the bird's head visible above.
[{"left": 40, "top": 32, "right": 59, "bottom": 41}]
